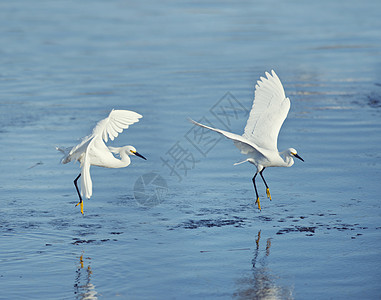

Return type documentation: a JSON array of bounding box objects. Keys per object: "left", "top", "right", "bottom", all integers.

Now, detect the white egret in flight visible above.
[
  {"left": 190, "top": 70, "right": 303, "bottom": 210},
  {"left": 57, "top": 109, "right": 146, "bottom": 214}
]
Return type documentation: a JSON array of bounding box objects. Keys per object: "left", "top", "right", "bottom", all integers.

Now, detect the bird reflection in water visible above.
[
  {"left": 74, "top": 252, "right": 98, "bottom": 300},
  {"left": 234, "top": 231, "right": 293, "bottom": 300}
]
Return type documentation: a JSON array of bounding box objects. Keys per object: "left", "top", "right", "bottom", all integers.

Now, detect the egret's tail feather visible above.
[
  {"left": 56, "top": 146, "right": 73, "bottom": 164},
  {"left": 234, "top": 159, "right": 250, "bottom": 166},
  {"left": 56, "top": 146, "right": 64, "bottom": 153},
  {"left": 56, "top": 146, "right": 71, "bottom": 154}
]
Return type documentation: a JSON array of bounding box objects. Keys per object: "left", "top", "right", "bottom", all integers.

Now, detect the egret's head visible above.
[
  {"left": 289, "top": 148, "right": 304, "bottom": 162},
  {"left": 125, "top": 146, "right": 147, "bottom": 160}
]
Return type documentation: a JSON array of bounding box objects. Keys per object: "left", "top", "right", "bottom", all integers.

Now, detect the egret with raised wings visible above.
[
  {"left": 57, "top": 109, "right": 146, "bottom": 214},
  {"left": 190, "top": 70, "right": 303, "bottom": 210}
]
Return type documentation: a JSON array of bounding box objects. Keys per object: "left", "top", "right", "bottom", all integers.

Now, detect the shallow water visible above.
[{"left": 1, "top": 1, "right": 381, "bottom": 299}]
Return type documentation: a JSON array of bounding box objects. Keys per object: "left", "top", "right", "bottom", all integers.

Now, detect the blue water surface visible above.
[{"left": 1, "top": 1, "right": 381, "bottom": 299}]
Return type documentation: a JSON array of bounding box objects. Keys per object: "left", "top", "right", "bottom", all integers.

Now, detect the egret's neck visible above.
[
  {"left": 280, "top": 150, "right": 294, "bottom": 167},
  {"left": 119, "top": 151, "right": 131, "bottom": 167}
]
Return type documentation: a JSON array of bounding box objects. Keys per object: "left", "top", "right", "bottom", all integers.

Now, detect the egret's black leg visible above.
[
  {"left": 74, "top": 173, "right": 82, "bottom": 202},
  {"left": 74, "top": 173, "right": 84, "bottom": 214},
  {"left": 252, "top": 172, "right": 261, "bottom": 210},
  {"left": 259, "top": 168, "right": 271, "bottom": 200}
]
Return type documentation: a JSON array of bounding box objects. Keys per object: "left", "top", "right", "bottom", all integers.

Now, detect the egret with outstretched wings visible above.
[
  {"left": 57, "top": 109, "right": 146, "bottom": 214},
  {"left": 190, "top": 70, "right": 303, "bottom": 210}
]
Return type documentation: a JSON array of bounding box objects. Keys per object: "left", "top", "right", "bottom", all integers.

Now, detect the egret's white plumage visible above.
[
  {"left": 57, "top": 109, "right": 146, "bottom": 214},
  {"left": 190, "top": 70, "right": 303, "bottom": 210}
]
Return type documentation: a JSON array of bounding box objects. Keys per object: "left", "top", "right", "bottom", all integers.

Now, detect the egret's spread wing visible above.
[
  {"left": 189, "top": 119, "right": 265, "bottom": 157},
  {"left": 92, "top": 109, "right": 142, "bottom": 143},
  {"left": 62, "top": 110, "right": 142, "bottom": 164},
  {"left": 243, "top": 70, "right": 290, "bottom": 151}
]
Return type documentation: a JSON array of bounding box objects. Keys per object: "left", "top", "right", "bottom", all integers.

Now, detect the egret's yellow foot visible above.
[
  {"left": 76, "top": 201, "right": 84, "bottom": 215},
  {"left": 266, "top": 188, "right": 272, "bottom": 201},
  {"left": 255, "top": 197, "right": 261, "bottom": 210}
]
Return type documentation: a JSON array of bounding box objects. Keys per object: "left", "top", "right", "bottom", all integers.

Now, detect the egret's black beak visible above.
[
  {"left": 294, "top": 153, "right": 304, "bottom": 162},
  {"left": 134, "top": 151, "right": 147, "bottom": 160}
]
